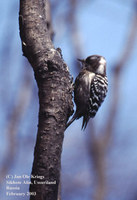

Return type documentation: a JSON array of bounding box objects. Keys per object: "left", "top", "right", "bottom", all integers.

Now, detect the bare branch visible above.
[
  {"left": 67, "top": 0, "right": 85, "bottom": 70},
  {"left": 104, "top": 12, "right": 137, "bottom": 143}
]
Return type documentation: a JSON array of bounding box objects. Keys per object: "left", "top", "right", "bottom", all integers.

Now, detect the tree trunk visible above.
[{"left": 19, "top": 0, "right": 73, "bottom": 199}]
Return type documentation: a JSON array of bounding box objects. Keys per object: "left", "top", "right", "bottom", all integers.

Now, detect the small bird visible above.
[{"left": 66, "top": 55, "right": 108, "bottom": 130}]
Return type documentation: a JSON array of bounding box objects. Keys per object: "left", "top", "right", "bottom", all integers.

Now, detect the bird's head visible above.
[{"left": 78, "top": 55, "right": 106, "bottom": 75}]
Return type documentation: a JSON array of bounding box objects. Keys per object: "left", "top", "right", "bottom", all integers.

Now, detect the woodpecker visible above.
[{"left": 66, "top": 55, "right": 108, "bottom": 130}]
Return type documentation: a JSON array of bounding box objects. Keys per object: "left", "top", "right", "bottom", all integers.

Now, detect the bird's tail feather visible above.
[
  {"left": 66, "top": 112, "right": 90, "bottom": 130},
  {"left": 66, "top": 116, "right": 76, "bottom": 129},
  {"left": 81, "top": 115, "right": 90, "bottom": 130},
  {"left": 66, "top": 111, "right": 80, "bottom": 129}
]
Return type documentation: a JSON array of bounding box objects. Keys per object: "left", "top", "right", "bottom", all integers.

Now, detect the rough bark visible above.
[{"left": 19, "top": 0, "right": 73, "bottom": 199}]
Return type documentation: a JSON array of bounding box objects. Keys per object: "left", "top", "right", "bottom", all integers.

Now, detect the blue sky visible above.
[{"left": 1, "top": 0, "right": 137, "bottom": 200}]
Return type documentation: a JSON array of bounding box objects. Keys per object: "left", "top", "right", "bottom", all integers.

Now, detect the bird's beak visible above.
[{"left": 77, "top": 58, "right": 85, "bottom": 63}]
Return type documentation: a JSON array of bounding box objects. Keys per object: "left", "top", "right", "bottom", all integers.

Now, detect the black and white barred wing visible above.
[{"left": 89, "top": 74, "right": 108, "bottom": 117}]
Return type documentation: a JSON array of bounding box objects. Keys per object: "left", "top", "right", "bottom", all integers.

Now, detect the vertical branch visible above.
[
  {"left": 87, "top": 122, "right": 107, "bottom": 200},
  {"left": 19, "top": 0, "right": 73, "bottom": 199},
  {"left": 104, "top": 8, "right": 137, "bottom": 142},
  {"left": 67, "top": 0, "right": 84, "bottom": 70},
  {"left": 88, "top": 8, "right": 137, "bottom": 200}
]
